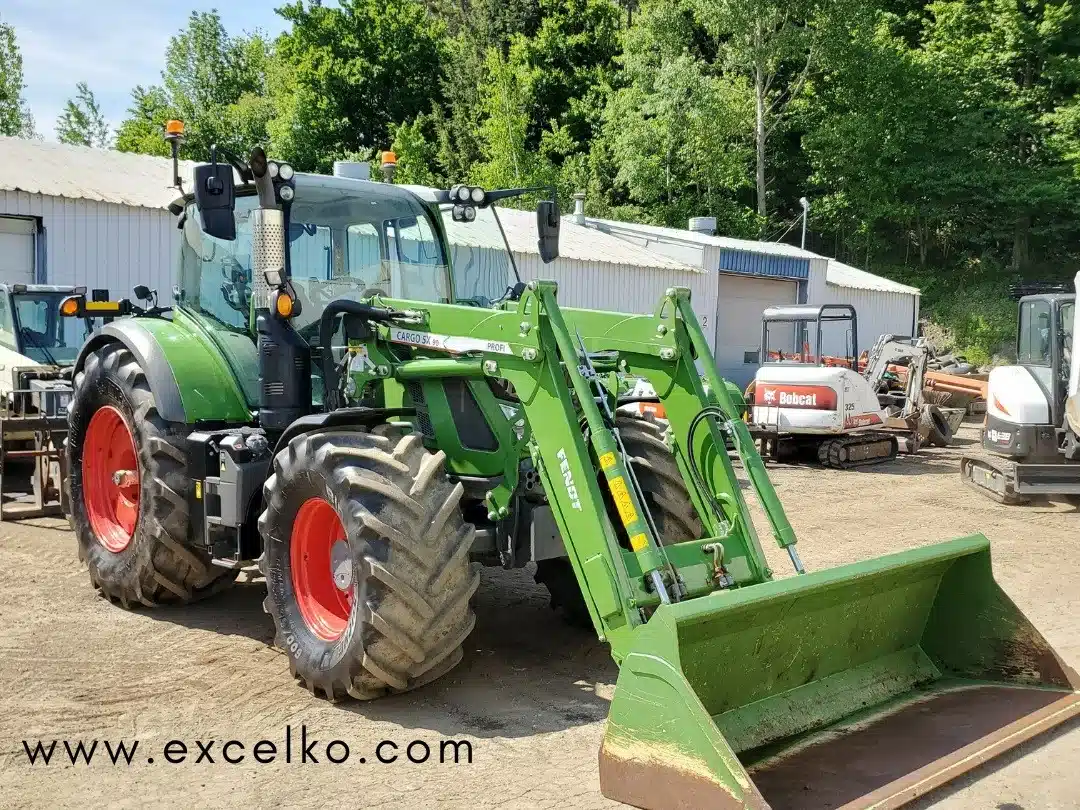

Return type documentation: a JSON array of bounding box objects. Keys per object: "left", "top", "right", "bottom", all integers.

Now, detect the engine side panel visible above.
[{"left": 986, "top": 365, "right": 1051, "bottom": 425}]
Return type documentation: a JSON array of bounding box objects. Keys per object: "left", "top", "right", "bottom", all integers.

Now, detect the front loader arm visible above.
[{"left": 348, "top": 282, "right": 804, "bottom": 659}]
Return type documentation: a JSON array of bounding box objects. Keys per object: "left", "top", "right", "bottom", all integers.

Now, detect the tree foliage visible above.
[
  {"left": 0, "top": 18, "right": 34, "bottom": 138},
  {"left": 114, "top": 11, "right": 272, "bottom": 158},
  {"left": 56, "top": 82, "right": 110, "bottom": 148}
]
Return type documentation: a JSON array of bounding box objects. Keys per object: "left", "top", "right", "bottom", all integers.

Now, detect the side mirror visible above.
[
  {"left": 133, "top": 285, "right": 152, "bottom": 302},
  {"left": 194, "top": 162, "right": 236, "bottom": 241},
  {"left": 537, "top": 199, "right": 560, "bottom": 264}
]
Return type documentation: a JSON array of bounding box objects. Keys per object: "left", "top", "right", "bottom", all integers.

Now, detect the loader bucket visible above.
[{"left": 600, "top": 535, "right": 1080, "bottom": 810}]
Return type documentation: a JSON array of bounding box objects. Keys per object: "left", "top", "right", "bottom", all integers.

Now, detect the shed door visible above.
[
  {"left": 715, "top": 273, "right": 798, "bottom": 387},
  {"left": 0, "top": 217, "right": 35, "bottom": 285}
]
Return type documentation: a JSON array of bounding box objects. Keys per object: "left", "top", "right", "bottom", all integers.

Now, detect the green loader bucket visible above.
[{"left": 600, "top": 535, "right": 1080, "bottom": 810}]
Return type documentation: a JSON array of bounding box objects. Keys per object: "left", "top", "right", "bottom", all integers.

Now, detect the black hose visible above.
[
  {"left": 687, "top": 406, "right": 736, "bottom": 527},
  {"left": 318, "top": 299, "right": 401, "bottom": 410}
]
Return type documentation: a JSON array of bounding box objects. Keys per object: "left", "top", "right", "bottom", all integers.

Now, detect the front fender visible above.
[{"left": 74, "top": 317, "right": 251, "bottom": 424}]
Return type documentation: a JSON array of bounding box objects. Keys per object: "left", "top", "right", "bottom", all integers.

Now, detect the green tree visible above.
[
  {"left": 113, "top": 86, "right": 172, "bottom": 156},
  {"left": 595, "top": 0, "right": 754, "bottom": 231},
  {"left": 56, "top": 82, "right": 110, "bottom": 147},
  {"left": 691, "top": 0, "right": 854, "bottom": 223},
  {"left": 0, "top": 19, "right": 34, "bottom": 138},
  {"left": 923, "top": 0, "right": 1080, "bottom": 272},
  {"left": 115, "top": 11, "right": 272, "bottom": 158},
  {"left": 269, "top": 0, "right": 447, "bottom": 171}
]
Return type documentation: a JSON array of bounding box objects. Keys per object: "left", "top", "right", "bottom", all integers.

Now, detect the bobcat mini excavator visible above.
[
  {"left": 749, "top": 304, "right": 927, "bottom": 467},
  {"left": 962, "top": 274, "right": 1080, "bottom": 503},
  {"left": 62, "top": 141, "right": 1079, "bottom": 810}
]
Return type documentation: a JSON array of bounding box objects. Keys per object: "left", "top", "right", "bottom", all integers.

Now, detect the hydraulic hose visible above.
[{"left": 318, "top": 299, "right": 401, "bottom": 410}]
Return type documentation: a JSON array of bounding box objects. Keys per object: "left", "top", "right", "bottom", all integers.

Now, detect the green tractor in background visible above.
[{"left": 63, "top": 145, "right": 1080, "bottom": 810}]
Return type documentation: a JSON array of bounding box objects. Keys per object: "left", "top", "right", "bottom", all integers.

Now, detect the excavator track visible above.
[
  {"left": 960, "top": 454, "right": 1027, "bottom": 504},
  {"left": 817, "top": 433, "right": 898, "bottom": 469}
]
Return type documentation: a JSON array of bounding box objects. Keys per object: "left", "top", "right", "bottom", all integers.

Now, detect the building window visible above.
[{"left": 743, "top": 350, "right": 760, "bottom": 364}]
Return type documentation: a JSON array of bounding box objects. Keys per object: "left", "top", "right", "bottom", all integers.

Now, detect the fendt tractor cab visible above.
[{"left": 62, "top": 141, "right": 1080, "bottom": 810}]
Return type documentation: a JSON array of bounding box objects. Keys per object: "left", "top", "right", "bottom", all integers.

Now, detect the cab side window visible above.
[
  {"left": 1018, "top": 299, "right": 1052, "bottom": 365},
  {"left": 0, "top": 295, "right": 17, "bottom": 351}
]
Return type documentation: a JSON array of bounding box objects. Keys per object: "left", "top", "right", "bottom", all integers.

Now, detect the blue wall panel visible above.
[{"left": 718, "top": 249, "right": 809, "bottom": 280}]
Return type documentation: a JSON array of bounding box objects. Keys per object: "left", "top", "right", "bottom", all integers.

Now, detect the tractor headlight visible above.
[
  {"left": 268, "top": 161, "right": 280, "bottom": 179},
  {"left": 470, "top": 186, "right": 485, "bottom": 204},
  {"left": 279, "top": 185, "right": 295, "bottom": 202},
  {"left": 456, "top": 185, "right": 471, "bottom": 203},
  {"left": 279, "top": 163, "right": 294, "bottom": 181},
  {"left": 464, "top": 205, "right": 476, "bottom": 222}
]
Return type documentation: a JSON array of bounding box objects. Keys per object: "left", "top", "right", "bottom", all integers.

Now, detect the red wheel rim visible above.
[
  {"left": 291, "top": 498, "right": 352, "bottom": 641},
  {"left": 82, "top": 405, "right": 141, "bottom": 553}
]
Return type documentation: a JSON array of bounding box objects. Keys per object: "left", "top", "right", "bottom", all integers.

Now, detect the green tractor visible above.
[{"left": 64, "top": 146, "right": 1079, "bottom": 809}]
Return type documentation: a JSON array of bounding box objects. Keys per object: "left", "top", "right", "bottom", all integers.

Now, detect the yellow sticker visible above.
[
  {"left": 599, "top": 452, "right": 617, "bottom": 470},
  {"left": 630, "top": 533, "right": 648, "bottom": 552},
  {"left": 195, "top": 481, "right": 202, "bottom": 500},
  {"left": 607, "top": 476, "right": 639, "bottom": 528}
]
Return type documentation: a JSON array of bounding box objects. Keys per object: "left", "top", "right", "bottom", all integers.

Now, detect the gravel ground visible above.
[{"left": 0, "top": 422, "right": 1077, "bottom": 810}]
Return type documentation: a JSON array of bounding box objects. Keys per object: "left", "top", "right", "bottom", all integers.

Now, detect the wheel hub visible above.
[
  {"left": 330, "top": 540, "right": 353, "bottom": 591},
  {"left": 82, "top": 406, "right": 140, "bottom": 553},
  {"left": 290, "top": 498, "right": 353, "bottom": 641}
]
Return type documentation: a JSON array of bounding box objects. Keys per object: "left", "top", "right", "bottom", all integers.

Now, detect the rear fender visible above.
[{"left": 74, "top": 318, "right": 251, "bottom": 424}]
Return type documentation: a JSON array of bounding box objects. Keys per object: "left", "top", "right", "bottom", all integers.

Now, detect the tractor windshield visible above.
[
  {"left": 438, "top": 205, "right": 520, "bottom": 307},
  {"left": 177, "top": 177, "right": 452, "bottom": 334},
  {"left": 3, "top": 291, "right": 92, "bottom": 366}
]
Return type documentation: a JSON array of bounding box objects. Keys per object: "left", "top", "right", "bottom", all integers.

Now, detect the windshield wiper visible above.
[{"left": 19, "top": 327, "right": 58, "bottom": 367}]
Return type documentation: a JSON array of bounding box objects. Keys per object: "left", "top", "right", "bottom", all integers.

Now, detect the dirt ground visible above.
[{"left": 1, "top": 421, "right": 1078, "bottom": 810}]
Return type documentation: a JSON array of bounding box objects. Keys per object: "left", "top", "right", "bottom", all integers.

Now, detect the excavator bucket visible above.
[{"left": 600, "top": 535, "right": 1080, "bottom": 810}]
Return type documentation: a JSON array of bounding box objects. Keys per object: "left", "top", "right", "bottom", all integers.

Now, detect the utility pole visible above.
[{"left": 799, "top": 197, "right": 810, "bottom": 250}]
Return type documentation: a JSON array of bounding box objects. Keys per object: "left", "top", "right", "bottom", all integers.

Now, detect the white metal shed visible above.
[
  {"left": 434, "top": 205, "right": 717, "bottom": 349},
  {"left": 0, "top": 137, "right": 183, "bottom": 297},
  {"left": 578, "top": 216, "right": 921, "bottom": 386}
]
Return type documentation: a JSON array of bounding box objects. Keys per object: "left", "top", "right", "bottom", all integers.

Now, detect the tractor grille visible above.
[{"left": 406, "top": 382, "right": 435, "bottom": 439}]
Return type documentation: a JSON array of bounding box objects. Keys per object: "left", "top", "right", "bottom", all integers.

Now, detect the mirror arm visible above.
[{"left": 210, "top": 144, "right": 254, "bottom": 183}]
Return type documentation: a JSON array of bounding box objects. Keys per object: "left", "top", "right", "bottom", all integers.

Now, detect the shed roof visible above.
[
  {"left": 0, "top": 136, "right": 189, "bottom": 210},
  {"left": 583, "top": 217, "right": 823, "bottom": 260},
  {"left": 825, "top": 259, "right": 920, "bottom": 295},
  {"left": 582, "top": 216, "right": 921, "bottom": 295},
  {"left": 404, "top": 188, "right": 702, "bottom": 272}
]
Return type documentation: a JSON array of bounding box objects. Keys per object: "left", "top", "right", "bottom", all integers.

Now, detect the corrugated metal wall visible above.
[
  {"left": 512, "top": 251, "right": 720, "bottom": 351},
  {"left": 817, "top": 282, "right": 921, "bottom": 356},
  {"left": 0, "top": 191, "right": 178, "bottom": 297},
  {"left": 718, "top": 249, "right": 809, "bottom": 280}
]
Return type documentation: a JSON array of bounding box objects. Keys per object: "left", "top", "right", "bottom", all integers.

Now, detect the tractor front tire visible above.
[
  {"left": 259, "top": 425, "right": 480, "bottom": 700},
  {"left": 68, "top": 342, "right": 233, "bottom": 607},
  {"left": 536, "top": 413, "right": 703, "bottom": 627}
]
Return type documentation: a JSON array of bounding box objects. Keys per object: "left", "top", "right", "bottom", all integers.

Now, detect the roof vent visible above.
[
  {"left": 333, "top": 161, "right": 371, "bottom": 181},
  {"left": 688, "top": 216, "right": 717, "bottom": 236},
  {"left": 572, "top": 192, "right": 586, "bottom": 225}
]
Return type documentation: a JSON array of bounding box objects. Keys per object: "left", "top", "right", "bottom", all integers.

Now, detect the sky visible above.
[{"left": 3, "top": 0, "right": 291, "bottom": 141}]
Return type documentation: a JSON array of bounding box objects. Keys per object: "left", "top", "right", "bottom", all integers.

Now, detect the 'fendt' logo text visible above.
[{"left": 556, "top": 448, "right": 582, "bottom": 510}]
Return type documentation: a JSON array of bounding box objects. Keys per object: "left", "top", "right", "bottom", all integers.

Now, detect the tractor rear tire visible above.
[
  {"left": 535, "top": 413, "right": 703, "bottom": 627},
  {"left": 259, "top": 424, "right": 480, "bottom": 700},
  {"left": 68, "top": 342, "right": 233, "bottom": 607}
]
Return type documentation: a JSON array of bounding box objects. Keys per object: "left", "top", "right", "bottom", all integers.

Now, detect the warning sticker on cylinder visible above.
[
  {"left": 629, "top": 533, "right": 648, "bottom": 551},
  {"left": 389, "top": 328, "right": 513, "bottom": 355},
  {"left": 599, "top": 452, "right": 617, "bottom": 470},
  {"left": 608, "top": 476, "right": 638, "bottom": 528}
]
